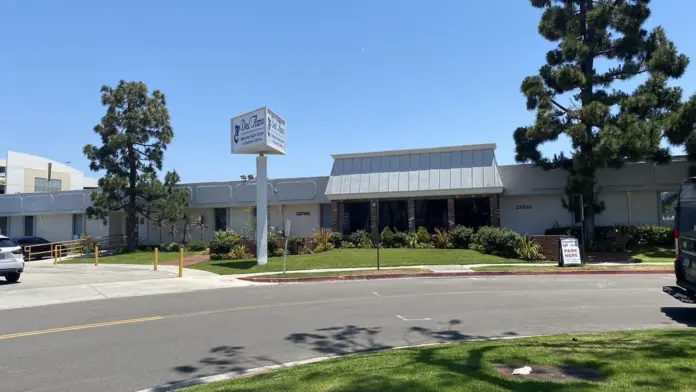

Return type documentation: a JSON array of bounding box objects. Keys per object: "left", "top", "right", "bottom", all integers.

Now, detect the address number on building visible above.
[
  {"left": 296, "top": 212, "right": 311, "bottom": 216},
  {"left": 516, "top": 205, "right": 532, "bottom": 210}
]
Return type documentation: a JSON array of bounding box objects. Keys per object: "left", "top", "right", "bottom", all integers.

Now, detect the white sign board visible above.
[
  {"left": 560, "top": 238, "right": 582, "bottom": 266},
  {"left": 284, "top": 219, "right": 292, "bottom": 237},
  {"left": 231, "top": 107, "right": 287, "bottom": 155}
]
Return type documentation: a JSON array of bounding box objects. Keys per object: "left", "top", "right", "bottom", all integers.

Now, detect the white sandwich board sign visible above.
[{"left": 231, "top": 107, "right": 287, "bottom": 155}]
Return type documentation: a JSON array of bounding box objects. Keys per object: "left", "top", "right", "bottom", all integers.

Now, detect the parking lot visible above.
[{"left": 0, "top": 259, "right": 261, "bottom": 310}]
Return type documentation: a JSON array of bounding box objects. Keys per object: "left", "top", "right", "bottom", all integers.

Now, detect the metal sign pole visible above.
[
  {"left": 256, "top": 153, "right": 268, "bottom": 265},
  {"left": 283, "top": 220, "right": 291, "bottom": 274}
]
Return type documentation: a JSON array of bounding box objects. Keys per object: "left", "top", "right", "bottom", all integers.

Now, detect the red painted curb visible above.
[{"left": 238, "top": 269, "right": 674, "bottom": 283}]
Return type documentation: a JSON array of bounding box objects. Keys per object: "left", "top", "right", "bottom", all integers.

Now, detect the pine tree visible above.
[
  {"left": 83, "top": 81, "right": 189, "bottom": 251},
  {"left": 514, "top": 0, "right": 690, "bottom": 240}
]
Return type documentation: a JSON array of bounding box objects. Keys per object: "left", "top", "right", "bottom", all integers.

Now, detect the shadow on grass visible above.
[
  {"left": 205, "top": 260, "right": 259, "bottom": 271},
  {"left": 629, "top": 246, "right": 674, "bottom": 263},
  {"left": 167, "top": 322, "right": 696, "bottom": 391}
]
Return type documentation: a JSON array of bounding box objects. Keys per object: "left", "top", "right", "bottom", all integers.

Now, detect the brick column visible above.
[
  {"left": 447, "top": 198, "right": 455, "bottom": 229},
  {"left": 407, "top": 199, "right": 416, "bottom": 233},
  {"left": 370, "top": 200, "right": 379, "bottom": 242},
  {"left": 331, "top": 201, "right": 339, "bottom": 232},
  {"left": 490, "top": 194, "right": 500, "bottom": 227}
]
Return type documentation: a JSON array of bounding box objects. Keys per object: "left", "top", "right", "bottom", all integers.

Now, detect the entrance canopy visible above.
[{"left": 325, "top": 144, "right": 504, "bottom": 200}]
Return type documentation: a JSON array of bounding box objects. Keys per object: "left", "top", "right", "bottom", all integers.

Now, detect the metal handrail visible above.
[{"left": 22, "top": 235, "right": 128, "bottom": 261}]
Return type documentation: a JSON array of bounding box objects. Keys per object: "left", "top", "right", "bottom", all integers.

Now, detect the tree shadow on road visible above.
[{"left": 661, "top": 306, "right": 696, "bottom": 327}]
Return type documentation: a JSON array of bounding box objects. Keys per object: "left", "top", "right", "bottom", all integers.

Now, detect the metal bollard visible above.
[
  {"left": 179, "top": 248, "right": 184, "bottom": 277},
  {"left": 154, "top": 248, "right": 159, "bottom": 271}
]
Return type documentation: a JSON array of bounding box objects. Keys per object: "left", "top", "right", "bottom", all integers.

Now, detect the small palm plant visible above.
[{"left": 193, "top": 213, "right": 209, "bottom": 241}]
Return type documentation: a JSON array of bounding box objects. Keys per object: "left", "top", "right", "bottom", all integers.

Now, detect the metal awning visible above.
[{"left": 325, "top": 144, "right": 504, "bottom": 200}]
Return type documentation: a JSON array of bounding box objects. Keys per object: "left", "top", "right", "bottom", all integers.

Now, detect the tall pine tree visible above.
[
  {"left": 83, "top": 81, "right": 189, "bottom": 251},
  {"left": 514, "top": 0, "right": 690, "bottom": 240}
]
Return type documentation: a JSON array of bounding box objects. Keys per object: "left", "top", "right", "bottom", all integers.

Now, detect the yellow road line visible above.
[{"left": 0, "top": 316, "right": 164, "bottom": 340}]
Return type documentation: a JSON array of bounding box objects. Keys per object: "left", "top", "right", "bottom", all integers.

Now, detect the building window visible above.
[
  {"left": 24, "top": 216, "right": 35, "bottom": 236},
  {"left": 214, "top": 208, "right": 227, "bottom": 231},
  {"left": 414, "top": 199, "right": 448, "bottom": 232},
  {"left": 660, "top": 191, "right": 678, "bottom": 225},
  {"left": 378, "top": 200, "right": 408, "bottom": 232},
  {"left": 34, "top": 177, "right": 62, "bottom": 192}
]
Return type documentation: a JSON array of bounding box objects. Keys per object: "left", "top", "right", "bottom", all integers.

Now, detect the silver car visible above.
[{"left": 0, "top": 235, "right": 25, "bottom": 283}]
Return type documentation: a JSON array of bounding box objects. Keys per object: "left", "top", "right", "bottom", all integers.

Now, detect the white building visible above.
[{"left": 0, "top": 144, "right": 683, "bottom": 243}]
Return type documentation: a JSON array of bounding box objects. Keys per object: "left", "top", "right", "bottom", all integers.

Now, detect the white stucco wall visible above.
[
  {"left": 5, "top": 151, "right": 88, "bottom": 194},
  {"left": 8, "top": 215, "right": 24, "bottom": 237},
  {"left": 283, "top": 204, "right": 320, "bottom": 237},
  {"left": 229, "top": 207, "right": 252, "bottom": 236},
  {"left": 35, "top": 214, "right": 72, "bottom": 242},
  {"left": 500, "top": 194, "right": 572, "bottom": 235},
  {"left": 86, "top": 217, "right": 110, "bottom": 239}
]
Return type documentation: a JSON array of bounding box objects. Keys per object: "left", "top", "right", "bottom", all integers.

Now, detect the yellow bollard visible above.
[
  {"left": 154, "top": 248, "right": 159, "bottom": 271},
  {"left": 179, "top": 248, "right": 184, "bottom": 278},
  {"left": 53, "top": 246, "right": 58, "bottom": 265},
  {"left": 94, "top": 244, "right": 99, "bottom": 266}
]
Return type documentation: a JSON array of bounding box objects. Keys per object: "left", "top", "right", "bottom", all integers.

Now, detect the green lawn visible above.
[
  {"left": 254, "top": 268, "right": 433, "bottom": 279},
  {"left": 190, "top": 248, "right": 523, "bottom": 275},
  {"left": 472, "top": 264, "right": 672, "bottom": 272},
  {"left": 627, "top": 246, "right": 674, "bottom": 263},
  {"left": 181, "top": 329, "right": 696, "bottom": 392},
  {"left": 62, "top": 251, "right": 203, "bottom": 265}
]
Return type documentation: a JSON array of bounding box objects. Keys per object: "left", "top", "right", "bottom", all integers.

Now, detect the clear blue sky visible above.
[{"left": 2, "top": 0, "right": 695, "bottom": 183}]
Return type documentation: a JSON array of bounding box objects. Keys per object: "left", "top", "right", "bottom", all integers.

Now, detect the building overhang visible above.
[
  {"left": 325, "top": 144, "right": 505, "bottom": 201},
  {"left": 326, "top": 186, "right": 504, "bottom": 201}
]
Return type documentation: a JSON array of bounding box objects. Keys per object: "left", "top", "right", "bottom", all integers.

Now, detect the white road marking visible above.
[
  {"left": 373, "top": 292, "right": 380, "bottom": 297},
  {"left": 396, "top": 315, "right": 432, "bottom": 321}
]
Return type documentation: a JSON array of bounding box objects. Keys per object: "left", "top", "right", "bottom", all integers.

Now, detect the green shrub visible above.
[
  {"left": 470, "top": 226, "right": 521, "bottom": 258},
  {"left": 515, "top": 236, "right": 546, "bottom": 261},
  {"left": 433, "top": 228, "right": 452, "bottom": 249},
  {"left": 232, "top": 244, "right": 248, "bottom": 260},
  {"left": 137, "top": 245, "right": 153, "bottom": 252},
  {"left": 287, "top": 236, "right": 305, "bottom": 255},
  {"left": 350, "top": 230, "right": 372, "bottom": 247},
  {"left": 312, "top": 228, "right": 332, "bottom": 248},
  {"left": 271, "top": 248, "right": 285, "bottom": 257},
  {"left": 163, "top": 242, "right": 181, "bottom": 252},
  {"left": 392, "top": 231, "right": 409, "bottom": 248},
  {"left": 544, "top": 224, "right": 673, "bottom": 247},
  {"left": 415, "top": 227, "right": 431, "bottom": 244},
  {"left": 314, "top": 243, "right": 335, "bottom": 253},
  {"left": 380, "top": 227, "right": 395, "bottom": 248},
  {"left": 267, "top": 232, "right": 281, "bottom": 253},
  {"left": 329, "top": 232, "right": 343, "bottom": 248},
  {"left": 341, "top": 241, "right": 356, "bottom": 248},
  {"left": 209, "top": 229, "right": 242, "bottom": 255},
  {"left": 187, "top": 240, "right": 208, "bottom": 251},
  {"left": 449, "top": 226, "right": 474, "bottom": 249}
]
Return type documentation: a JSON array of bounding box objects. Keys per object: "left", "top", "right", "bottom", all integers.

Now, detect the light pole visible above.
[{"left": 372, "top": 200, "right": 380, "bottom": 270}]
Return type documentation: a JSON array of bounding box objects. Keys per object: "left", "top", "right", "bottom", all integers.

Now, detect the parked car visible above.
[
  {"left": 10, "top": 236, "right": 67, "bottom": 260},
  {"left": 674, "top": 177, "right": 696, "bottom": 294},
  {"left": 0, "top": 235, "right": 25, "bottom": 283}
]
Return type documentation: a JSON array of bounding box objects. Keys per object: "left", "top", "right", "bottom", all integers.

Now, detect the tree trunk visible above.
[{"left": 126, "top": 145, "right": 138, "bottom": 252}]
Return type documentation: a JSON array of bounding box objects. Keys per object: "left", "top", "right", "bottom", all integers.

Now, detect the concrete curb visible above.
[
  {"left": 135, "top": 334, "right": 541, "bottom": 392},
  {"left": 239, "top": 269, "right": 673, "bottom": 283}
]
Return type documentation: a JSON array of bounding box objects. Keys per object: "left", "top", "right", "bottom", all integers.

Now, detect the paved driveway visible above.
[{"left": 0, "top": 260, "right": 261, "bottom": 310}]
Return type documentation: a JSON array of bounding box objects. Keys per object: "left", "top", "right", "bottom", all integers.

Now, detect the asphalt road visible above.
[{"left": 1, "top": 274, "right": 694, "bottom": 392}]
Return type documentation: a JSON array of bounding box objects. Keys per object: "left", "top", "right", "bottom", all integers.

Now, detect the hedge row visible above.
[{"left": 544, "top": 224, "right": 672, "bottom": 247}]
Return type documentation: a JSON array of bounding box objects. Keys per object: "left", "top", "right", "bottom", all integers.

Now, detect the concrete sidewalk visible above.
[{"left": 0, "top": 261, "right": 268, "bottom": 310}]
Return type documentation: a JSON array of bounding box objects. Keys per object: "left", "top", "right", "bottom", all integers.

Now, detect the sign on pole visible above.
[
  {"left": 231, "top": 107, "right": 287, "bottom": 155},
  {"left": 231, "top": 107, "right": 287, "bottom": 266}
]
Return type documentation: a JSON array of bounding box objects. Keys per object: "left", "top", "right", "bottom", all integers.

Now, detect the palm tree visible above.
[
  {"left": 181, "top": 214, "right": 192, "bottom": 244},
  {"left": 167, "top": 220, "right": 179, "bottom": 242},
  {"left": 193, "top": 213, "right": 209, "bottom": 241},
  {"left": 153, "top": 216, "right": 166, "bottom": 244}
]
